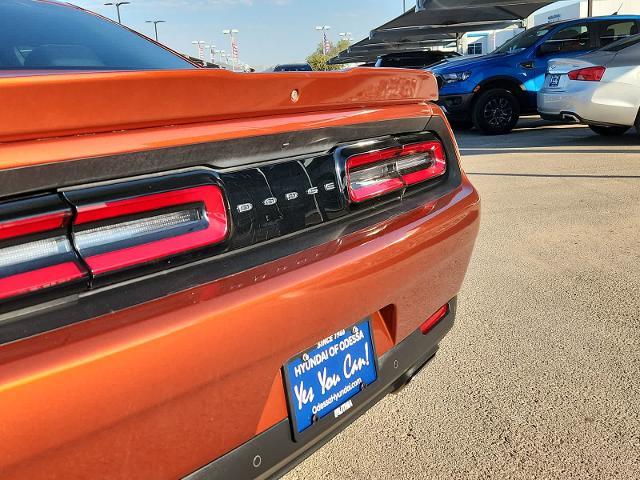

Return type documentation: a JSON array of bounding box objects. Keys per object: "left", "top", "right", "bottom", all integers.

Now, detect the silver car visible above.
[{"left": 538, "top": 34, "right": 640, "bottom": 136}]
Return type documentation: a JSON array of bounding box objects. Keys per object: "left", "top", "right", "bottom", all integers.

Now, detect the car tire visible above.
[
  {"left": 449, "top": 120, "right": 474, "bottom": 131},
  {"left": 472, "top": 88, "right": 520, "bottom": 135},
  {"left": 588, "top": 125, "right": 630, "bottom": 136}
]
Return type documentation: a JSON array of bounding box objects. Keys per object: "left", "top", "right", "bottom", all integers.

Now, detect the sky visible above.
[{"left": 70, "top": 0, "right": 406, "bottom": 69}]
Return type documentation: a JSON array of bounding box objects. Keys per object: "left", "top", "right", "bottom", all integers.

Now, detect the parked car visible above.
[
  {"left": 0, "top": 1, "right": 480, "bottom": 479},
  {"left": 375, "top": 50, "right": 461, "bottom": 69},
  {"left": 538, "top": 34, "right": 640, "bottom": 136},
  {"left": 430, "top": 15, "right": 640, "bottom": 134},
  {"left": 273, "top": 63, "right": 313, "bottom": 72}
]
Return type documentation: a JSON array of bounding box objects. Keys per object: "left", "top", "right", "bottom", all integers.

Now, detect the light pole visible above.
[
  {"left": 218, "top": 49, "right": 226, "bottom": 64},
  {"left": 104, "top": 2, "right": 130, "bottom": 24},
  {"left": 339, "top": 32, "right": 353, "bottom": 44},
  {"left": 315, "top": 25, "right": 331, "bottom": 54},
  {"left": 192, "top": 40, "right": 206, "bottom": 62},
  {"left": 145, "top": 20, "right": 165, "bottom": 42},
  {"left": 223, "top": 29, "right": 239, "bottom": 71},
  {"left": 208, "top": 44, "right": 217, "bottom": 64}
]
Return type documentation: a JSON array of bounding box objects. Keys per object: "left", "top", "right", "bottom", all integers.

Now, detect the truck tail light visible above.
[
  {"left": 0, "top": 202, "right": 86, "bottom": 301},
  {"left": 72, "top": 185, "right": 228, "bottom": 275},
  {"left": 346, "top": 141, "right": 446, "bottom": 202},
  {"left": 567, "top": 66, "right": 606, "bottom": 82}
]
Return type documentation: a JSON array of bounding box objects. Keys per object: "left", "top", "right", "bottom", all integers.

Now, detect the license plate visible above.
[
  {"left": 284, "top": 320, "right": 378, "bottom": 433},
  {"left": 549, "top": 74, "right": 561, "bottom": 87}
]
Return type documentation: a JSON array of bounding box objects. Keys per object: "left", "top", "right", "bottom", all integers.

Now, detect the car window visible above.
[
  {"left": 0, "top": 0, "right": 193, "bottom": 70},
  {"left": 545, "top": 23, "right": 592, "bottom": 53},
  {"left": 602, "top": 33, "right": 640, "bottom": 51},
  {"left": 379, "top": 56, "right": 432, "bottom": 68},
  {"left": 493, "top": 25, "right": 552, "bottom": 54},
  {"left": 599, "top": 20, "right": 639, "bottom": 47}
]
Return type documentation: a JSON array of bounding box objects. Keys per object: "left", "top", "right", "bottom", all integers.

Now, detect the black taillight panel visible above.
[{"left": 0, "top": 131, "right": 452, "bottom": 309}]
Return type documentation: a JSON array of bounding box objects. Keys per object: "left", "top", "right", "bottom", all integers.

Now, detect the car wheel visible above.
[
  {"left": 449, "top": 120, "right": 474, "bottom": 131},
  {"left": 588, "top": 125, "right": 630, "bottom": 136},
  {"left": 472, "top": 88, "right": 520, "bottom": 135}
]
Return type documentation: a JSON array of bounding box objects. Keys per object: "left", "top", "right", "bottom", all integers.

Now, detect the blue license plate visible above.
[
  {"left": 284, "top": 320, "right": 378, "bottom": 433},
  {"left": 549, "top": 74, "right": 561, "bottom": 87}
]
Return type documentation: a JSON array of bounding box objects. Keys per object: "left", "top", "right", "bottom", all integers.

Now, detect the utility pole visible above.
[
  {"left": 587, "top": 0, "right": 593, "bottom": 17},
  {"left": 223, "top": 29, "right": 240, "bottom": 71},
  {"left": 403, "top": 0, "right": 406, "bottom": 12},
  {"left": 104, "top": 2, "right": 130, "bottom": 24},
  {"left": 145, "top": 20, "right": 165, "bottom": 42}
]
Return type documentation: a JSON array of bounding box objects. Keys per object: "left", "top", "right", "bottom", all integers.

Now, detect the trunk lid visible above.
[{"left": 0, "top": 68, "right": 436, "bottom": 143}]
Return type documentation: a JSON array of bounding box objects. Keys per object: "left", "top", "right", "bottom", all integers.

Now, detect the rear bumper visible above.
[
  {"left": 538, "top": 86, "right": 638, "bottom": 127},
  {"left": 437, "top": 93, "right": 474, "bottom": 122},
  {"left": 0, "top": 120, "right": 480, "bottom": 478},
  {"left": 185, "top": 299, "right": 457, "bottom": 480}
]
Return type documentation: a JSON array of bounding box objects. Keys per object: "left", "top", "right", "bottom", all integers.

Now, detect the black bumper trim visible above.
[
  {"left": 436, "top": 93, "right": 474, "bottom": 121},
  {"left": 183, "top": 298, "right": 457, "bottom": 480}
]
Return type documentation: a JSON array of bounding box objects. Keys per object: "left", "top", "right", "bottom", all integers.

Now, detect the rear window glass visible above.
[{"left": 0, "top": 0, "right": 194, "bottom": 71}]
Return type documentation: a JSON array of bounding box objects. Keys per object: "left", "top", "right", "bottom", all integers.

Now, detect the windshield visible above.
[
  {"left": 494, "top": 25, "right": 553, "bottom": 54},
  {"left": 0, "top": 0, "right": 194, "bottom": 71},
  {"left": 602, "top": 33, "right": 640, "bottom": 52}
]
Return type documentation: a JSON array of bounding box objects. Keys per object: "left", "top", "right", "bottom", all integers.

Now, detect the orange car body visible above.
[{"left": 0, "top": 31, "right": 479, "bottom": 480}]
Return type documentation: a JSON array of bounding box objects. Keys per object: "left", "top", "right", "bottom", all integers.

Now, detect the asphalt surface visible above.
[{"left": 285, "top": 119, "right": 640, "bottom": 479}]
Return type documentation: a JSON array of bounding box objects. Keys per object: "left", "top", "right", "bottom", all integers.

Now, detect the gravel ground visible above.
[{"left": 285, "top": 119, "right": 640, "bottom": 480}]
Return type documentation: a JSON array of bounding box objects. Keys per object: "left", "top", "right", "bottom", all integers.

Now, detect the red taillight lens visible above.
[
  {"left": 346, "top": 141, "right": 446, "bottom": 202},
  {"left": 420, "top": 304, "right": 449, "bottom": 334},
  {"left": 73, "top": 185, "right": 228, "bottom": 275},
  {"left": 0, "top": 203, "right": 86, "bottom": 300},
  {"left": 567, "top": 66, "right": 606, "bottom": 82}
]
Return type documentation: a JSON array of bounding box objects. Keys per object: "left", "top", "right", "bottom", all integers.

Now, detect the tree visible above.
[{"left": 306, "top": 39, "right": 351, "bottom": 71}]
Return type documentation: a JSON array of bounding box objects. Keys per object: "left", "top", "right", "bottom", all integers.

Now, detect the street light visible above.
[
  {"left": 223, "top": 29, "right": 239, "bottom": 71},
  {"left": 208, "top": 44, "right": 217, "bottom": 63},
  {"left": 192, "top": 40, "right": 206, "bottom": 62},
  {"left": 315, "top": 25, "right": 331, "bottom": 54},
  {"left": 145, "top": 20, "right": 165, "bottom": 42},
  {"left": 339, "top": 32, "right": 353, "bottom": 44},
  {"left": 104, "top": 2, "right": 130, "bottom": 24}
]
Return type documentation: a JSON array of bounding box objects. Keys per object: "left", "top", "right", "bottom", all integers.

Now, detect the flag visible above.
[
  {"left": 323, "top": 31, "right": 330, "bottom": 55},
  {"left": 232, "top": 37, "right": 239, "bottom": 62}
]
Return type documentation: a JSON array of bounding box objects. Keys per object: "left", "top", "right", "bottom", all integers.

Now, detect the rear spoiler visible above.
[{"left": 0, "top": 68, "right": 437, "bottom": 143}]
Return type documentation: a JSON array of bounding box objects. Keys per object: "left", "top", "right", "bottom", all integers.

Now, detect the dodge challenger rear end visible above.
[{"left": 0, "top": 1, "right": 480, "bottom": 479}]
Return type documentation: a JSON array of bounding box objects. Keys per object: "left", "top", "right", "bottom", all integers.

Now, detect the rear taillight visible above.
[
  {"left": 346, "top": 141, "right": 446, "bottom": 202},
  {"left": 71, "top": 185, "right": 228, "bottom": 275},
  {"left": 567, "top": 66, "right": 606, "bottom": 82},
  {"left": 0, "top": 196, "right": 86, "bottom": 300}
]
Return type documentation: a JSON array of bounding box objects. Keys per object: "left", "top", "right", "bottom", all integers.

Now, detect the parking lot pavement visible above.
[{"left": 285, "top": 119, "right": 640, "bottom": 479}]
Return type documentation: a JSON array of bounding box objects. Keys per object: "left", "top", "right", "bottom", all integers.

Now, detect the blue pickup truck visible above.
[{"left": 431, "top": 15, "right": 640, "bottom": 134}]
